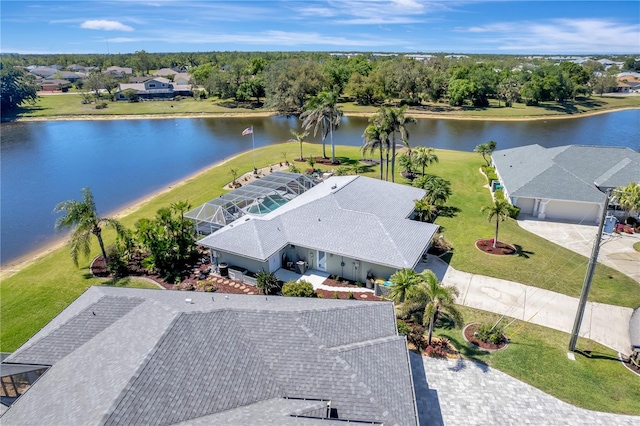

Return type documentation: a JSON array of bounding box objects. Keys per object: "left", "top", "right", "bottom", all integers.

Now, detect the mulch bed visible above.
[
  {"left": 475, "top": 239, "right": 516, "bottom": 256},
  {"left": 294, "top": 156, "right": 341, "bottom": 165},
  {"left": 620, "top": 355, "right": 640, "bottom": 375},
  {"left": 90, "top": 254, "right": 257, "bottom": 294},
  {"left": 91, "top": 255, "right": 381, "bottom": 300},
  {"left": 463, "top": 323, "right": 508, "bottom": 351}
]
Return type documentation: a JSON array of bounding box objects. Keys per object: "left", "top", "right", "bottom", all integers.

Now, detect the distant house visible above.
[
  {"left": 115, "top": 77, "right": 192, "bottom": 100},
  {"left": 492, "top": 144, "right": 640, "bottom": 223},
  {"left": 38, "top": 79, "right": 71, "bottom": 91},
  {"left": 128, "top": 76, "right": 152, "bottom": 84},
  {"left": 28, "top": 67, "right": 58, "bottom": 78},
  {"left": 196, "top": 174, "right": 439, "bottom": 282},
  {"left": 0, "top": 287, "right": 420, "bottom": 425},
  {"left": 103, "top": 66, "right": 133, "bottom": 78},
  {"left": 172, "top": 72, "right": 191, "bottom": 85},
  {"left": 152, "top": 67, "right": 178, "bottom": 78}
]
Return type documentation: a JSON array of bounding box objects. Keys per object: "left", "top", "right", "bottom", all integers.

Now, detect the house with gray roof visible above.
[
  {"left": 198, "top": 175, "right": 439, "bottom": 283},
  {"left": 0, "top": 287, "right": 420, "bottom": 425},
  {"left": 115, "top": 77, "right": 192, "bottom": 101},
  {"left": 492, "top": 144, "right": 640, "bottom": 223}
]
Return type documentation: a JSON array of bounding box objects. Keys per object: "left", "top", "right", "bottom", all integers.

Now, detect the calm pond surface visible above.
[{"left": 1, "top": 110, "right": 639, "bottom": 265}]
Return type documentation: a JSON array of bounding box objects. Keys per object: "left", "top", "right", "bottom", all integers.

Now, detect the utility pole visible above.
[{"left": 568, "top": 189, "right": 611, "bottom": 352}]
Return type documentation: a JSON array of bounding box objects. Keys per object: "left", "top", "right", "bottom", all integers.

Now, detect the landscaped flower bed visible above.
[{"left": 475, "top": 239, "right": 516, "bottom": 255}]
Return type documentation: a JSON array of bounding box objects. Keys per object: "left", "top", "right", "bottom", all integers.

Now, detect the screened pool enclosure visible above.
[{"left": 185, "top": 171, "right": 317, "bottom": 235}]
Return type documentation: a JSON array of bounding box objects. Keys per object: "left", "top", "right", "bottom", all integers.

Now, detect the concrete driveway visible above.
[{"left": 517, "top": 216, "right": 640, "bottom": 282}]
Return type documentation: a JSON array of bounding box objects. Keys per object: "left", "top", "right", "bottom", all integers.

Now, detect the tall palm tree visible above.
[
  {"left": 481, "top": 199, "right": 511, "bottom": 248},
  {"left": 380, "top": 105, "right": 415, "bottom": 183},
  {"left": 388, "top": 268, "right": 418, "bottom": 303},
  {"left": 409, "top": 270, "right": 462, "bottom": 345},
  {"left": 474, "top": 140, "right": 497, "bottom": 166},
  {"left": 361, "top": 124, "right": 387, "bottom": 180},
  {"left": 54, "top": 187, "right": 124, "bottom": 267},
  {"left": 289, "top": 129, "right": 309, "bottom": 161},
  {"left": 300, "top": 91, "right": 343, "bottom": 163},
  {"left": 412, "top": 146, "right": 439, "bottom": 176}
]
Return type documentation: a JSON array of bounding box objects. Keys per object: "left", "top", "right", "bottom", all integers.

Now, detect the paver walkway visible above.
[
  {"left": 416, "top": 257, "right": 633, "bottom": 355},
  {"left": 411, "top": 354, "right": 640, "bottom": 425}
]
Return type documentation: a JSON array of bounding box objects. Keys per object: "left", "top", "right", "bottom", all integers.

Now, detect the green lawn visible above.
[
  {"left": 435, "top": 306, "right": 640, "bottom": 415},
  {"left": 5, "top": 93, "right": 638, "bottom": 121},
  {"left": 2, "top": 145, "right": 639, "bottom": 352}
]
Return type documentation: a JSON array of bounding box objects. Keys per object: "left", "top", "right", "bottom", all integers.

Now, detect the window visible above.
[{"left": 148, "top": 83, "right": 156, "bottom": 88}]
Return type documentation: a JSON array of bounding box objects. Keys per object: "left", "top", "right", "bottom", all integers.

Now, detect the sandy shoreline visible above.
[{"left": 5, "top": 105, "right": 639, "bottom": 123}]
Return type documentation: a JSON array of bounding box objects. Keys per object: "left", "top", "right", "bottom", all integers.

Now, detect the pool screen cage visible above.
[{"left": 185, "top": 171, "right": 317, "bottom": 236}]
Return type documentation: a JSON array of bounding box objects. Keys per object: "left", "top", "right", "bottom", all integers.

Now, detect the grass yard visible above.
[
  {"left": 2, "top": 144, "right": 639, "bottom": 355},
  {"left": 5, "top": 93, "right": 638, "bottom": 121},
  {"left": 435, "top": 306, "right": 640, "bottom": 415}
]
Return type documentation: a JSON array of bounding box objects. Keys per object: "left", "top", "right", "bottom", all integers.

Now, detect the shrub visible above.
[
  {"left": 508, "top": 205, "right": 520, "bottom": 219},
  {"left": 95, "top": 102, "right": 108, "bottom": 109},
  {"left": 494, "top": 189, "right": 505, "bottom": 201},
  {"left": 406, "top": 324, "right": 427, "bottom": 352},
  {"left": 256, "top": 271, "right": 281, "bottom": 295},
  {"left": 396, "top": 319, "right": 411, "bottom": 335},
  {"left": 281, "top": 280, "right": 316, "bottom": 297},
  {"left": 424, "top": 338, "right": 450, "bottom": 358},
  {"left": 105, "top": 244, "right": 129, "bottom": 277},
  {"left": 196, "top": 280, "right": 217, "bottom": 292},
  {"left": 475, "top": 323, "right": 506, "bottom": 344},
  {"left": 333, "top": 292, "right": 340, "bottom": 299},
  {"left": 348, "top": 292, "right": 355, "bottom": 299},
  {"left": 288, "top": 164, "right": 300, "bottom": 173}
]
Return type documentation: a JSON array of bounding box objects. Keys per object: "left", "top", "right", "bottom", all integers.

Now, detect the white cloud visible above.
[
  {"left": 80, "top": 20, "right": 134, "bottom": 31},
  {"left": 455, "top": 18, "right": 640, "bottom": 53}
]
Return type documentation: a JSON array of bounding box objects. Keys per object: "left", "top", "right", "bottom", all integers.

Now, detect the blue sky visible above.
[{"left": 1, "top": 1, "right": 639, "bottom": 55}]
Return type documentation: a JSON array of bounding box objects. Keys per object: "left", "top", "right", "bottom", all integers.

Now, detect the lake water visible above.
[{"left": 1, "top": 110, "right": 639, "bottom": 265}]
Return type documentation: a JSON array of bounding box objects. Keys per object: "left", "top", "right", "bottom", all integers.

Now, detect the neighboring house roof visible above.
[
  {"left": 29, "top": 67, "right": 57, "bottom": 77},
  {"left": 173, "top": 72, "right": 191, "bottom": 84},
  {"left": 39, "top": 79, "right": 71, "bottom": 87},
  {"left": 117, "top": 78, "right": 174, "bottom": 95},
  {"left": 153, "top": 68, "right": 177, "bottom": 76},
  {"left": 103, "top": 66, "right": 133, "bottom": 75},
  {"left": 128, "top": 76, "right": 152, "bottom": 83},
  {"left": 199, "top": 175, "right": 439, "bottom": 270},
  {"left": 0, "top": 287, "right": 419, "bottom": 426},
  {"left": 492, "top": 144, "right": 640, "bottom": 203}
]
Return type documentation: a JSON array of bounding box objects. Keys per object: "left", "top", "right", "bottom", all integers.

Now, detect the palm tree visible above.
[
  {"left": 379, "top": 106, "right": 415, "bottom": 183},
  {"left": 615, "top": 182, "right": 640, "bottom": 217},
  {"left": 54, "top": 187, "right": 124, "bottom": 268},
  {"left": 408, "top": 270, "right": 462, "bottom": 345},
  {"left": 300, "top": 91, "right": 343, "bottom": 163},
  {"left": 481, "top": 199, "right": 511, "bottom": 248},
  {"left": 417, "top": 175, "right": 452, "bottom": 206},
  {"left": 388, "top": 268, "right": 418, "bottom": 302},
  {"left": 412, "top": 146, "right": 439, "bottom": 176},
  {"left": 361, "top": 123, "right": 389, "bottom": 181},
  {"left": 289, "top": 129, "right": 309, "bottom": 161},
  {"left": 413, "top": 197, "right": 438, "bottom": 223},
  {"left": 474, "top": 140, "right": 497, "bottom": 166}
]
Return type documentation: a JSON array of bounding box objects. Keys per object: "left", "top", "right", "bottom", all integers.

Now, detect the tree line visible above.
[{"left": 2, "top": 51, "right": 636, "bottom": 113}]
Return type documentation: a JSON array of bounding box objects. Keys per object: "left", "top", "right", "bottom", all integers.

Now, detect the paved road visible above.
[
  {"left": 417, "top": 256, "right": 633, "bottom": 355},
  {"left": 412, "top": 355, "right": 640, "bottom": 426}
]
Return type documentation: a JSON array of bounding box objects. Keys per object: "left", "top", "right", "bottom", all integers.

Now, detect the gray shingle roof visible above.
[
  {"left": 492, "top": 144, "right": 640, "bottom": 203},
  {"left": 1, "top": 287, "right": 419, "bottom": 426},
  {"left": 199, "top": 175, "right": 438, "bottom": 269}
]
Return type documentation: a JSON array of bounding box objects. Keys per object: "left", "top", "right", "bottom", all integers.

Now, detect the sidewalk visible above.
[{"left": 418, "top": 256, "right": 634, "bottom": 355}]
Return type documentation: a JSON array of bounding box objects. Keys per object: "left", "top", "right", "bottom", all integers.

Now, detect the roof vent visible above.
[
  {"left": 331, "top": 184, "right": 337, "bottom": 189},
  {"left": 185, "top": 298, "right": 193, "bottom": 304}
]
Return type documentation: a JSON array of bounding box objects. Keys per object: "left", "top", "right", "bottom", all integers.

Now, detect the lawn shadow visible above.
[
  {"left": 437, "top": 206, "right": 461, "bottom": 219},
  {"left": 1, "top": 105, "right": 47, "bottom": 122},
  {"left": 514, "top": 244, "right": 534, "bottom": 259},
  {"left": 575, "top": 350, "right": 621, "bottom": 362}
]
